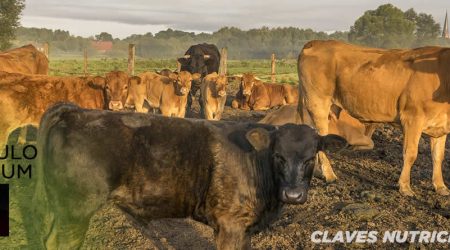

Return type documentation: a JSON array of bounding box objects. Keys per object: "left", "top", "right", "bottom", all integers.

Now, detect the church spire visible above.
[{"left": 443, "top": 10, "right": 449, "bottom": 39}]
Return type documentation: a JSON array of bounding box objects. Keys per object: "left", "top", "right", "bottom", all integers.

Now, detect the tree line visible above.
[{"left": 4, "top": 3, "right": 450, "bottom": 59}]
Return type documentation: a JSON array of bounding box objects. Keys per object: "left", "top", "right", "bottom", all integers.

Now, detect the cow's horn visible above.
[
  {"left": 183, "top": 55, "right": 191, "bottom": 59},
  {"left": 204, "top": 55, "right": 211, "bottom": 59}
]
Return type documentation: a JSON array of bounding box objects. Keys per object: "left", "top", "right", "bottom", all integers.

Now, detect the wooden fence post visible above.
[
  {"left": 128, "top": 44, "right": 136, "bottom": 75},
  {"left": 271, "top": 53, "right": 276, "bottom": 83},
  {"left": 219, "top": 47, "right": 228, "bottom": 76},
  {"left": 43, "top": 42, "right": 49, "bottom": 58},
  {"left": 176, "top": 60, "right": 181, "bottom": 72},
  {"left": 84, "top": 48, "right": 88, "bottom": 76}
]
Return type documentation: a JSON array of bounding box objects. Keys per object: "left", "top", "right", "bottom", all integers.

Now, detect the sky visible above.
[{"left": 21, "top": 0, "right": 449, "bottom": 39}]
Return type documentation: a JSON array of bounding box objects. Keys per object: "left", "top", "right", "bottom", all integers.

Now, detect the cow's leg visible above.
[
  {"left": 399, "top": 121, "right": 423, "bottom": 196},
  {"left": 431, "top": 135, "right": 449, "bottom": 195},
  {"left": 44, "top": 217, "right": 90, "bottom": 250},
  {"left": 178, "top": 106, "right": 187, "bottom": 118},
  {"left": 204, "top": 106, "right": 213, "bottom": 120},
  {"left": 307, "top": 97, "right": 335, "bottom": 182},
  {"left": 216, "top": 223, "right": 250, "bottom": 250},
  {"left": 364, "top": 123, "right": 379, "bottom": 138},
  {"left": 160, "top": 106, "right": 170, "bottom": 117}
]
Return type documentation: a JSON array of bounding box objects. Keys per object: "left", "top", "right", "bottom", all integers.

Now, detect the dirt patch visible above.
[{"left": 1, "top": 86, "right": 449, "bottom": 249}]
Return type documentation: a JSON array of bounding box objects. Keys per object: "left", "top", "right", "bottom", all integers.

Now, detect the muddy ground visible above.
[{"left": 1, "top": 87, "right": 449, "bottom": 250}]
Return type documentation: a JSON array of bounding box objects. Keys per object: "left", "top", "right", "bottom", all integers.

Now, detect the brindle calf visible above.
[{"left": 33, "top": 103, "right": 347, "bottom": 249}]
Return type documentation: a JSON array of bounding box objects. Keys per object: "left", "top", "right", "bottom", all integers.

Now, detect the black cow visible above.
[
  {"left": 178, "top": 43, "right": 221, "bottom": 114},
  {"left": 32, "top": 103, "right": 347, "bottom": 249}
]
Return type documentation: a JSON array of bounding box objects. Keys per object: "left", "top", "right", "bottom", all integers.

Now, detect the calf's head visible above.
[
  {"left": 169, "top": 71, "right": 201, "bottom": 96},
  {"left": 240, "top": 73, "right": 260, "bottom": 96},
  {"left": 209, "top": 74, "right": 228, "bottom": 97},
  {"left": 246, "top": 124, "right": 347, "bottom": 204},
  {"left": 104, "top": 71, "right": 129, "bottom": 111}
]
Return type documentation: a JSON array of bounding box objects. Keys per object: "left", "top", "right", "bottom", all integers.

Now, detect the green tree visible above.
[
  {"left": 95, "top": 32, "right": 113, "bottom": 41},
  {"left": 348, "top": 4, "right": 415, "bottom": 48},
  {"left": 404, "top": 8, "right": 440, "bottom": 46},
  {"left": 0, "top": 0, "right": 25, "bottom": 50},
  {"left": 415, "top": 13, "right": 441, "bottom": 44}
]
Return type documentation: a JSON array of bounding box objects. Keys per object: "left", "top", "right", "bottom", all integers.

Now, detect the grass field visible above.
[{"left": 49, "top": 58, "right": 299, "bottom": 84}]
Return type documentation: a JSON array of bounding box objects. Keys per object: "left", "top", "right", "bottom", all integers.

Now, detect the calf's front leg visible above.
[
  {"left": 215, "top": 223, "right": 250, "bottom": 250},
  {"left": 399, "top": 120, "right": 423, "bottom": 196},
  {"left": 431, "top": 135, "right": 450, "bottom": 195}
]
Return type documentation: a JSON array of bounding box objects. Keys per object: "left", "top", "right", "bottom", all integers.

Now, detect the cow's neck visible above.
[{"left": 247, "top": 150, "right": 282, "bottom": 232}]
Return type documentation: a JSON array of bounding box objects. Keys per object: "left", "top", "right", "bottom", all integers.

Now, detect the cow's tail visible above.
[
  {"left": 297, "top": 49, "right": 306, "bottom": 123},
  {"left": 32, "top": 102, "right": 80, "bottom": 248}
]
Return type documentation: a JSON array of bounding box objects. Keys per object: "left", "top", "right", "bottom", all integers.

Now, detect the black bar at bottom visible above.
[{"left": 0, "top": 184, "right": 9, "bottom": 236}]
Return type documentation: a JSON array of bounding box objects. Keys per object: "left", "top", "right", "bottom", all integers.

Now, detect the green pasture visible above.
[{"left": 49, "top": 58, "right": 299, "bottom": 84}]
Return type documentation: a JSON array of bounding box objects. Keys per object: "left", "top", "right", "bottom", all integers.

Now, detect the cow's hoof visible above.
[
  {"left": 436, "top": 187, "right": 450, "bottom": 196},
  {"left": 399, "top": 186, "right": 415, "bottom": 197},
  {"left": 324, "top": 174, "right": 337, "bottom": 184}
]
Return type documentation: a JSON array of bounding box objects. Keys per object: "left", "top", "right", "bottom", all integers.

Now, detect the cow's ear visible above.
[
  {"left": 318, "top": 134, "right": 348, "bottom": 153},
  {"left": 246, "top": 128, "right": 271, "bottom": 151},
  {"left": 88, "top": 76, "right": 106, "bottom": 89},
  {"left": 167, "top": 72, "right": 179, "bottom": 82},
  {"left": 177, "top": 57, "right": 188, "bottom": 65},
  {"left": 129, "top": 76, "right": 141, "bottom": 85},
  {"left": 192, "top": 73, "right": 201, "bottom": 81}
]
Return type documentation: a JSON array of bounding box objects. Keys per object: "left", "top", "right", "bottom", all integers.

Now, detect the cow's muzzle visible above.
[
  {"left": 218, "top": 90, "right": 226, "bottom": 97},
  {"left": 280, "top": 186, "right": 308, "bottom": 204},
  {"left": 243, "top": 90, "right": 251, "bottom": 96},
  {"left": 180, "top": 87, "right": 188, "bottom": 95},
  {"left": 109, "top": 101, "right": 124, "bottom": 110}
]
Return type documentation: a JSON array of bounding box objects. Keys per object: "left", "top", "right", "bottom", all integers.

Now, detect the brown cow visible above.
[
  {"left": 126, "top": 71, "right": 200, "bottom": 117},
  {"left": 298, "top": 40, "right": 450, "bottom": 196},
  {"left": 0, "top": 44, "right": 49, "bottom": 143},
  {"left": 0, "top": 72, "right": 108, "bottom": 149},
  {"left": 259, "top": 104, "right": 374, "bottom": 150},
  {"left": 104, "top": 71, "right": 130, "bottom": 110},
  {"left": 157, "top": 68, "right": 173, "bottom": 77},
  {"left": 232, "top": 73, "right": 298, "bottom": 110},
  {"left": 0, "top": 44, "right": 48, "bottom": 75},
  {"left": 200, "top": 72, "right": 228, "bottom": 120}
]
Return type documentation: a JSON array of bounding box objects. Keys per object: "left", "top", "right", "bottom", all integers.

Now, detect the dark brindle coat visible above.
[{"left": 33, "top": 103, "right": 346, "bottom": 249}]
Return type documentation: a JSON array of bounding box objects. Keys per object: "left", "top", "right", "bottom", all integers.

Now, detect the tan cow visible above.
[
  {"left": 200, "top": 72, "right": 228, "bottom": 120},
  {"left": 232, "top": 73, "right": 298, "bottom": 110},
  {"left": 0, "top": 44, "right": 49, "bottom": 143},
  {"left": 259, "top": 104, "right": 374, "bottom": 150},
  {"left": 0, "top": 72, "right": 108, "bottom": 149},
  {"left": 126, "top": 71, "right": 200, "bottom": 117},
  {"left": 0, "top": 44, "right": 48, "bottom": 75},
  {"left": 298, "top": 40, "right": 450, "bottom": 196},
  {"left": 104, "top": 71, "right": 130, "bottom": 110}
]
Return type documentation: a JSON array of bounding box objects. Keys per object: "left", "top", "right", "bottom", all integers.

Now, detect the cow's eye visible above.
[{"left": 273, "top": 153, "right": 286, "bottom": 165}]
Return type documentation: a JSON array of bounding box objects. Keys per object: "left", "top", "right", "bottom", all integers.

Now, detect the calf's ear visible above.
[
  {"left": 246, "top": 128, "right": 271, "bottom": 151},
  {"left": 164, "top": 72, "right": 178, "bottom": 84},
  {"left": 192, "top": 73, "right": 201, "bottom": 81},
  {"left": 88, "top": 76, "right": 106, "bottom": 89},
  {"left": 318, "top": 134, "right": 348, "bottom": 153},
  {"left": 128, "top": 76, "right": 141, "bottom": 85}
]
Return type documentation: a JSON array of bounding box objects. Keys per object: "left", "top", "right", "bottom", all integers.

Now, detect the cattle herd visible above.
[{"left": 0, "top": 41, "right": 448, "bottom": 249}]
